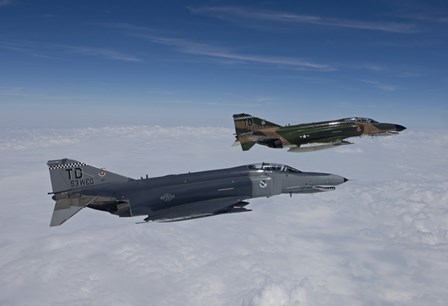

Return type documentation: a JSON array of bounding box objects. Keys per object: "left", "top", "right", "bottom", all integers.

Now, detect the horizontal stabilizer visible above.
[
  {"left": 234, "top": 133, "right": 258, "bottom": 151},
  {"left": 50, "top": 200, "right": 84, "bottom": 227},
  {"left": 233, "top": 139, "right": 256, "bottom": 151},
  {"left": 241, "top": 141, "right": 256, "bottom": 151},
  {"left": 50, "top": 195, "right": 99, "bottom": 226}
]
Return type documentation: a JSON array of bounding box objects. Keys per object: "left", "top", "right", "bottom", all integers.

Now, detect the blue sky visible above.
[{"left": 1, "top": 0, "right": 447, "bottom": 128}]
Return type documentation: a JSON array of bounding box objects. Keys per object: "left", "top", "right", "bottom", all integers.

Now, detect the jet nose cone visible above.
[
  {"left": 395, "top": 124, "right": 406, "bottom": 132},
  {"left": 328, "top": 175, "right": 348, "bottom": 186}
]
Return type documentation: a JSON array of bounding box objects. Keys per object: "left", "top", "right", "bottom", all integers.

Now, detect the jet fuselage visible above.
[
  {"left": 48, "top": 160, "right": 347, "bottom": 225},
  {"left": 233, "top": 114, "right": 406, "bottom": 152}
]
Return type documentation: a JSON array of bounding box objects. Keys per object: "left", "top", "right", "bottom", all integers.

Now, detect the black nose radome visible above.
[
  {"left": 395, "top": 124, "right": 406, "bottom": 132},
  {"left": 343, "top": 178, "right": 348, "bottom": 183}
]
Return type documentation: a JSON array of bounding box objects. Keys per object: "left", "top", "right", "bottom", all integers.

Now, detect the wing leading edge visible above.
[{"left": 143, "top": 197, "right": 251, "bottom": 222}]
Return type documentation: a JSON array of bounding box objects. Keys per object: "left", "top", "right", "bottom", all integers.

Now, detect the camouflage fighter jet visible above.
[
  {"left": 47, "top": 158, "right": 347, "bottom": 226},
  {"left": 233, "top": 113, "right": 406, "bottom": 152}
]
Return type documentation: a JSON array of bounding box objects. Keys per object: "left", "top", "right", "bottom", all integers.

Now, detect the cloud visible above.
[
  {"left": 190, "top": 6, "right": 418, "bottom": 33},
  {"left": 399, "top": 71, "right": 425, "bottom": 78},
  {"left": 136, "top": 34, "right": 335, "bottom": 71},
  {"left": 63, "top": 45, "right": 142, "bottom": 62},
  {"left": 0, "top": 126, "right": 231, "bottom": 152},
  {"left": 361, "top": 79, "right": 399, "bottom": 92},
  {"left": 399, "top": 13, "right": 448, "bottom": 24},
  {"left": 334, "top": 146, "right": 363, "bottom": 154},
  {"left": 1, "top": 127, "right": 447, "bottom": 305},
  {"left": 0, "top": 40, "right": 142, "bottom": 62},
  {"left": 102, "top": 23, "right": 335, "bottom": 71},
  {"left": 245, "top": 281, "right": 310, "bottom": 306},
  {"left": 351, "top": 63, "right": 386, "bottom": 72}
]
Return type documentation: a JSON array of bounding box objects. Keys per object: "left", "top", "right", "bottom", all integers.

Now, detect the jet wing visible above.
[
  {"left": 144, "top": 197, "right": 251, "bottom": 222},
  {"left": 281, "top": 124, "right": 364, "bottom": 146}
]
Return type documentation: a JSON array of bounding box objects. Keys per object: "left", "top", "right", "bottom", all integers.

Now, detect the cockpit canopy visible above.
[
  {"left": 344, "top": 117, "right": 378, "bottom": 123},
  {"left": 248, "top": 163, "right": 302, "bottom": 173}
]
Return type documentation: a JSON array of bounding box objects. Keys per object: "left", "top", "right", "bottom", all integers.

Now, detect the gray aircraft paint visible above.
[{"left": 47, "top": 159, "right": 347, "bottom": 226}]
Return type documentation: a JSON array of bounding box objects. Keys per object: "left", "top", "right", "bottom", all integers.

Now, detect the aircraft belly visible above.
[
  {"left": 131, "top": 176, "right": 253, "bottom": 218},
  {"left": 148, "top": 196, "right": 248, "bottom": 220}
]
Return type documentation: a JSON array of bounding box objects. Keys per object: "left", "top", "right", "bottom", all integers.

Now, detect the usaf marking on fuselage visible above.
[
  {"left": 233, "top": 113, "right": 406, "bottom": 152},
  {"left": 47, "top": 158, "right": 348, "bottom": 226}
]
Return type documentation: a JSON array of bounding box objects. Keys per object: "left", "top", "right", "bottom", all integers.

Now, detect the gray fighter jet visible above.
[{"left": 47, "top": 158, "right": 348, "bottom": 226}]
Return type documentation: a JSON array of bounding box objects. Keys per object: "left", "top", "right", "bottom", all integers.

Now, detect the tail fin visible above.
[
  {"left": 47, "top": 158, "right": 130, "bottom": 194},
  {"left": 233, "top": 113, "right": 280, "bottom": 151},
  {"left": 47, "top": 158, "right": 130, "bottom": 226},
  {"left": 233, "top": 113, "right": 280, "bottom": 132}
]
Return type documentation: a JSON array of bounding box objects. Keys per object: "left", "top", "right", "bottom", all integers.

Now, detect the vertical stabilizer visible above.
[
  {"left": 47, "top": 158, "right": 130, "bottom": 193},
  {"left": 232, "top": 113, "right": 280, "bottom": 151}
]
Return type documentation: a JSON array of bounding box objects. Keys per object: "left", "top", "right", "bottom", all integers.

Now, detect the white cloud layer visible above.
[{"left": 0, "top": 126, "right": 447, "bottom": 305}]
